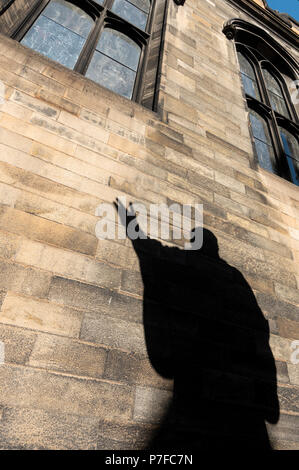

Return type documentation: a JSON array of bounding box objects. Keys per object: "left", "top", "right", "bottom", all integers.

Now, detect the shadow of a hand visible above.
[{"left": 113, "top": 198, "right": 136, "bottom": 230}]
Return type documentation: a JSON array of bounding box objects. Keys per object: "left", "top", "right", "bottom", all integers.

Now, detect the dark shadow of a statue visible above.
[{"left": 115, "top": 200, "right": 280, "bottom": 450}]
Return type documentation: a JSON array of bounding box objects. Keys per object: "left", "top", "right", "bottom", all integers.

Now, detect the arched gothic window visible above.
[
  {"left": 21, "top": 1, "right": 95, "bottom": 70},
  {"left": 224, "top": 19, "right": 299, "bottom": 186},
  {"left": 8, "top": 0, "right": 166, "bottom": 109}
]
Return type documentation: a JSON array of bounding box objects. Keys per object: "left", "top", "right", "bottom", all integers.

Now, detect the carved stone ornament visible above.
[{"left": 223, "top": 23, "right": 236, "bottom": 40}]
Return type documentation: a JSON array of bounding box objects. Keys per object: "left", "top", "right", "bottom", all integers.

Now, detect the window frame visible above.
[
  {"left": 11, "top": 0, "right": 157, "bottom": 103},
  {"left": 0, "top": 0, "right": 15, "bottom": 15},
  {"left": 236, "top": 42, "right": 299, "bottom": 185},
  {"left": 223, "top": 18, "right": 299, "bottom": 186}
]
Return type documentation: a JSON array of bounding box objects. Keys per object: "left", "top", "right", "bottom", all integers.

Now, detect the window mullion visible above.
[
  {"left": 246, "top": 95, "right": 272, "bottom": 117},
  {"left": 132, "top": 40, "right": 146, "bottom": 102},
  {"left": 254, "top": 63, "right": 288, "bottom": 177},
  {"left": 275, "top": 114, "right": 299, "bottom": 184},
  {"left": 275, "top": 115, "right": 299, "bottom": 136},
  {"left": 269, "top": 108, "right": 292, "bottom": 179},
  {"left": 255, "top": 60, "right": 271, "bottom": 108},
  {"left": 249, "top": 108, "right": 277, "bottom": 174},
  {"left": 105, "top": 0, "right": 115, "bottom": 10},
  {"left": 133, "top": 0, "right": 156, "bottom": 102},
  {"left": 280, "top": 79, "right": 298, "bottom": 123},
  {"left": 261, "top": 60, "right": 297, "bottom": 122},
  {"left": 74, "top": 7, "right": 107, "bottom": 74}
]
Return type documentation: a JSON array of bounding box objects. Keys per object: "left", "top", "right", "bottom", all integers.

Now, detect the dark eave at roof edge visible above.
[
  {"left": 263, "top": 0, "right": 299, "bottom": 28},
  {"left": 225, "top": 0, "right": 299, "bottom": 49}
]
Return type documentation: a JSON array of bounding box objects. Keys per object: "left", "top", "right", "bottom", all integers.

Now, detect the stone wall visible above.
[{"left": 0, "top": 0, "right": 298, "bottom": 449}]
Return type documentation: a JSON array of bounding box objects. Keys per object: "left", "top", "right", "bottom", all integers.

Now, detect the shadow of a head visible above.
[{"left": 189, "top": 227, "right": 219, "bottom": 258}]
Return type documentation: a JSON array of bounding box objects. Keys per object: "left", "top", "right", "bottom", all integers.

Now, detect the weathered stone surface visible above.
[
  {"left": 256, "top": 292, "right": 299, "bottom": 323},
  {"left": 0, "top": 118, "right": 76, "bottom": 155},
  {"left": 0, "top": 365, "right": 134, "bottom": 421},
  {"left": 48, "top": 276, "right": 143, "bottom": 323},
  {"left": 97, "top": 420, "right": 156, "bottom": 450},
  {"left": 96, "top": 239, "right": 139, "bottom": 270},
  {"left": 275, "top": 361, "right": 290, "bottom": 384},
  {"left": 264, "top": 334, "right": 293, "bottom": 363},
  {"left": 0, "top": 230, "right": 21, "bottom": 260},
  {"left": 0, "top": 291, "right": 6, "bottom": 310},
  {"left": 11, "top": 90, "right": 59, "bottom": 119},
  {"left": 14, "top": 239, "right": 121, "bottom": 290},
  {"left": 80, "top": 313, "right": 146, "bottom": 354},
  {"left": 133, "top": 386, "right": 172, "bottom": 424},
  {"left": 19, "top": 66, "right": 66, "bottom": 95},
  {"left": 0, "top": 324, "right": 36, "bottom": 364},
  {"left": 99, "top": 419, "right": 154, "bottom": 442},
  {"left": 0, "top": 205, "right": 98, "bottom": 256},
  {"left": 104, "top": 349, "right": 173, "bottom": 390},
  {"left": 96, "top": 437, "right": 135, "bottom": 450},
  {"left": 121, "top": 270, "right": 143, "bottom": 296},
  {"left": 36, "top": 89, "right": 80, "bottom": 116},
  {"left": 28, "top": 334, "right": 107, "bottom": 378},
  {"left": 277, "top": 318, "right": 299, "bottom": 340},
  {"left": 287, "top": 364, "right": 299, "bottom": 386},
  {"left": 0, "top": 292, "right": 83, "bottom": 338},
  {"left": 0, "top": 407, "right": 100, "bottom": 450},
  {"left": 275, "top": 283, "right": 299, "bottom": 306},
  {"left": 267, "top": 413, "right": 299, "bottom": 444},
  {"left": 0, "top": 261, "right": 52, "bottom": 298},
  {"left": 278, "top": 385, "right": 299, "bottom": 413}
]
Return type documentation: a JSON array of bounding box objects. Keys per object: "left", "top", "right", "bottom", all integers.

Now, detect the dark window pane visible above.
[
  {"left": 112, "top": 0, "right": 148, "bottom": 30},
  {"left": 238, "top": 52, "right": 255, "bottom": 79},
  {"left": 263, "top": 69, "right": 290, "bottom": 118},
  {"left": 268, "top": 92, "right": 290, "bottom": 118},
  {"left": 253, "top": 139, "right": 276, "bottom": 174},
  {"left": 241, "top": 74, "right": 260, "bottom": 99},
  {"left": 21, "top": 16, "right": 85, "bottom": 69},
  {"left": 21, "top": 0, "right": 93, "bottom": 69},
  {"left": 280, "top": 128, "right": 299, "bottom": 185},
  {"left": 129, "top": 0, "right": 150, "bottom": 13},
  {"left": 96, "top": 29, "right": 141, "bottom": 71},
  {"left": 43, "top": 0, "right": 93, "bottom": 38},
  {"left": 249, "top": 111, "right": 276, "bottom": 173},
  {"left": 288, "top": 158, "right": 299, "bottom": 185},
  {"left": 280, "top": 129, "right": 299, "bottom": 159},
  {"left": 237, "top": 52, "right": 260, "bottom": 99},
  {"left": 249, "top": 111, "right": 272, "bottom": 145},
  {"left": 86, "top": 51, "right": 136, "bottom": 98},
  {"left": 263, "top": 69, "right": 282, "bottom": 96}
]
